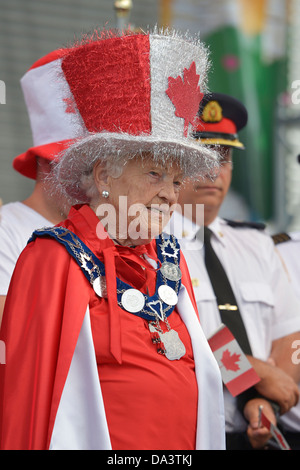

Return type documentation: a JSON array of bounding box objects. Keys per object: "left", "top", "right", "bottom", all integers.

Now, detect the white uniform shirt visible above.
[
  {"left": 276, "top": 232, "right": 300, "bottom": 300},
  {"left": 167, "top": 212, "right": 300, "bottom": 432},
  {"left": 0, "top": 202, "right": 51, "bottom": 295},
  {"left": 275, "top": 232, "right": 300, "bottom": 432}
]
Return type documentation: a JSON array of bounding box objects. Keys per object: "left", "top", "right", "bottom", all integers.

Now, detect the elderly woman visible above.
[{"left": 0, "top": 29, "right": 225, "bottom": 450}]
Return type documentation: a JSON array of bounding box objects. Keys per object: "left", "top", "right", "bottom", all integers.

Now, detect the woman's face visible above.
[{"left": 95, "top": 156, "right": 184, "bottom": 246}]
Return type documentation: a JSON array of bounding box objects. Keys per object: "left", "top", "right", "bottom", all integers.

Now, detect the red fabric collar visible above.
[
  {"left": 64, "top": 204, "right": 157, "bottom": 260},
  {"left": 60, "top": 204, "right": 160, "bottom": 363}
]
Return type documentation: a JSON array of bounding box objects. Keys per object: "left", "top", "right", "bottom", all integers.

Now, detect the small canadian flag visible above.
[
  {"left": 259, "top": 408, "right": 291, "bottom": 450},
  {"left": 208, "top": 324, "right": 260, "bottom": 397}
]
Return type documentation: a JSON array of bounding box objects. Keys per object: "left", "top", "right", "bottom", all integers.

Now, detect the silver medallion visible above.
[
  {"left": 93, "top": 276, "right": 107, "bottom": 298},
  {"left": 121, "top": 288, "right": 145, "bottom": 313},
  {"left": 160, "top": 262, "right": 182, "bottom": 281},
  {"left": 149, "top": 324, "right": 185, "bottom": 360},
  {"left": 160, "top": 329, "right": 186, "bottom": 360},
  {"left": 158, "top": 285, "right": 178, "bottom": 306}
]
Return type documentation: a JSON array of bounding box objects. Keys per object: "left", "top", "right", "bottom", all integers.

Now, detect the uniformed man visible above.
[
  {"left": 167, "top": 93, "right": 300, "bottom": 449},
  {"left": 270, "top": 154, "right": 300, "bottom": 450}
]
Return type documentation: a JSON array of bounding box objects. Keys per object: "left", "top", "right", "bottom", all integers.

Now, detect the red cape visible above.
[
  {"left": 0, "top": 207, "right": 199, "bottom": 450},
  {"left": 0, "top": 235, "right": 91, "bottom": 449}
]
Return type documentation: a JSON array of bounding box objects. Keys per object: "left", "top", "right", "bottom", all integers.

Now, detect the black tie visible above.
[{"left": 202, "top": 226, "right": 252, "bottom": 355}]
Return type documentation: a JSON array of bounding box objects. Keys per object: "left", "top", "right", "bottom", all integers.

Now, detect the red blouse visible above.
[{"left": 66, "top": 205, "right": 198, "bottom": 450}]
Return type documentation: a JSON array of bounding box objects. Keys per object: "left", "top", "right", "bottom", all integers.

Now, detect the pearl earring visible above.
[{"left": 102, "top": 190, "right": 109, "bottom": 198}]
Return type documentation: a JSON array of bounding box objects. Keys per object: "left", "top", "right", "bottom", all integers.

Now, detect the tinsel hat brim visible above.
[{"left": 53, "top": 132, "right": 221, "bottom": 203}]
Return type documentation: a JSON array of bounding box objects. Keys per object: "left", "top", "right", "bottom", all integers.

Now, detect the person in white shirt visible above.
[
  {"left": 0, "top": 49, "right": 74, "bottom": 325},
  {"left": 0, "top": 156, "right": 70, "bottom": 326},
  {"left": 271, "top": 163, "right": 300, "bottom": 449},
  {"left": 168, "top": 93, "right": 300, "bottom": 449},
  {"left": 0, "top": 198, "right": 51, "bottom": 298}
]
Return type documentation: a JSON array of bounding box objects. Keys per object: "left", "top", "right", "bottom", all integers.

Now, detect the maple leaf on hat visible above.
[
  {"left": 166, "top": 61, "right": 203, "bottom": 137},
  {"left": 221, "top": 349, "right": 241, "bottom": 372},
  {"left": 63, "top": 97, "right": 76, "bottom": 114}
]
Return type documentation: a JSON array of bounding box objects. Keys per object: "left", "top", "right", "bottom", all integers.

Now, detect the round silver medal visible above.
[
  {"left": 160, "top": 262, "right": 182, "bottom": 281},
  {"left": 158, "top": 285, "right": 178, "bottom": 306},
  {"left": 93, "top": 276, "right": 107, "bottom": 298},
  {"left": 121, "top": 289, "right": 145, "bottom": 313}
]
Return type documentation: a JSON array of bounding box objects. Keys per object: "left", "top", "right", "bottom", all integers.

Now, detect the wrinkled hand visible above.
[
  {"left": 248, "top": 357, "right": 299, "bottom": 414},
  {"left": 244, "top": 399, "right": 275, "bottom": 449}
]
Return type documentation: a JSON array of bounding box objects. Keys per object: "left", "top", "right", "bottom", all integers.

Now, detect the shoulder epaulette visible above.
[
  {"left": 224, "top": 219, "right": 266, "bottom": 230},
  {"left": 271, "top": 232, "right": 291, "bottom": 245}
]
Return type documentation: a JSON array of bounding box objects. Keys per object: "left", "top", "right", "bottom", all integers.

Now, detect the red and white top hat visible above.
[
  {"left": 14, "top": 29, "right": 219, "bottom": 186},
  {"left": 13, "top": 46, "right": 75, "bottom": 179}
]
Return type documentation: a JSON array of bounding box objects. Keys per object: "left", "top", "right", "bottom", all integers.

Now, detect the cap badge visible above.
[{"left": 202, "top": 100, "right": 223, "bottom": 123}]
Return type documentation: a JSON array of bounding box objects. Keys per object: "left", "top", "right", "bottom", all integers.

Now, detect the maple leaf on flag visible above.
[
  {"left": 166, "top": 61, "right": 203, "bottom": 137},
  {"left": 221, "top": 349, "right": 241, "bottom": 372}
]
